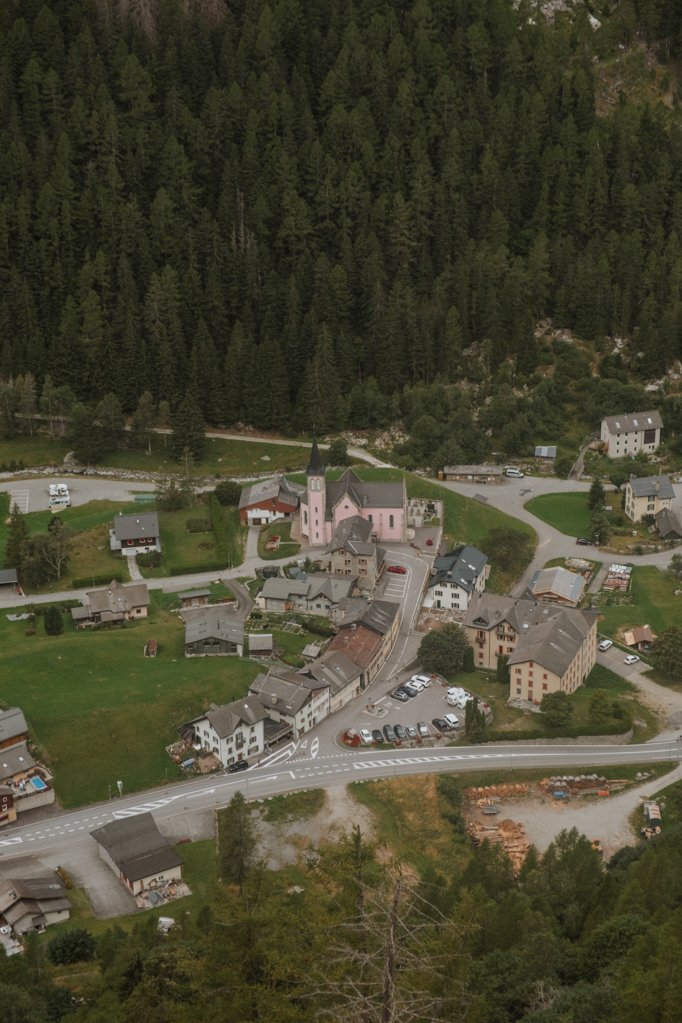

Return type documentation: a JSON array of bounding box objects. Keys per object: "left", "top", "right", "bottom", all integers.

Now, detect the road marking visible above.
[
  {"left": 310, "top": 738, "right": 320, "bottom": 759},
  {"left": 259, "top": 743, "right": 296, "bottom": 767},
  {"left": 0, "top": 836, "right": 23, "bottom": 847},
  {"left": 8, "top": 489, "right": 29, "bottom": 514}
]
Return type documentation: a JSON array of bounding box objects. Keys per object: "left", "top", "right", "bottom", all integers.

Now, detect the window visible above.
[
  {"left": 542, "top": 683, "right": 548, "bottom": 691},
  {"left": 516, "top": 687, "right": 521, "bottom": 695},
  {"left": 543, "top": 673, "right": 548, "bottom": 680},
  {"left": 389, "top": 514, "right": 394, "bottom": 529}
]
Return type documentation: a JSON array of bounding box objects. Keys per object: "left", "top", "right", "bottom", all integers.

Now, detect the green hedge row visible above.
[
  {"left": 72, "top": 573, "right": 124, "bottom": 588},
  {"left": 210, "top": 495, "right": 241, "bottom": 567},
  {"left": 168, "top": 560, "right": 226, "bottom": 576}
]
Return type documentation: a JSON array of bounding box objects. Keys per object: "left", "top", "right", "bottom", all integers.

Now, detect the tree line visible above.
[{"left": 1, "top": 0, "right": 682, "bottom": 451}]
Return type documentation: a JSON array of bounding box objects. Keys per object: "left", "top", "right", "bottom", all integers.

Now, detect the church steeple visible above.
[{"left": 306, "top": 436, "right": 325, "bottom": 476}]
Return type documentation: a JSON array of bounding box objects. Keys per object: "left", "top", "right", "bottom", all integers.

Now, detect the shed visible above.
[
  {"left": 534, "top": 446, "right": 557, "bottom": 461},
  {"left": 90, "top": 813, "right": 183, "bottom": 897},
  {"left": 178, "top": 589, "right": 211, "bottom": 608},
  {"left": 248, "top": 633, "right": 274, "bottom": 657}
]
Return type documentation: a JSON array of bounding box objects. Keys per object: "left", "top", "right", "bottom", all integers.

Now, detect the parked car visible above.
[
  {"left": 598, "top": 639, "right": 613, "bottom": 652},
  {"left": 576, "top": 537, "right": 592, "bottom": 546},
  {"left": 372, "top": 729, "right": 384, "bottom": 744},
  {"left": 359, "top": 728, "right": 373, "bottom": 745},
  {"left": 411, "top": 674, "right": 432, "bottom": 687},
  {"left": 624, "top": 654, "right": 640, "bottom": 665},
  {"left": 387, "top": 565, "right": 407, "bottom": 574},
  {"left": 392, "top": 687, "right": 410, "bottom": 702},
  {"left": 383, "top": 724, "right": 396, "bottom": 743},
  {"left": 394, "top": 724, "right": 407, "bottom": 740},
  {"left": 431, "top": 717, "right": 449, "bottom": 733},
  {"left": 405, "top": 725, "right": 418, "bottom": 740},
  {"left": 505, "top": 467, "right": 524, "bottom": 478},
  {"left": 443, "top": 713, "right": 460, "bottom": 729},
  {"left": 406, "top": 677, "right": 426, "bottom": 692},
  {"left": 425, "top": 538, "right": 434, "bottom": 546},
  {"left": 417, "top": 721, "right": 430, "bottom": 738},
  {"left": 228, "top": 760, "right": 249, "bottom": 773}
]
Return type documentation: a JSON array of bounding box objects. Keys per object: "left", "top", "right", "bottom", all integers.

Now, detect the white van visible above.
[{"left": 505, "top": 468, "right": 524, "bottom": 478}]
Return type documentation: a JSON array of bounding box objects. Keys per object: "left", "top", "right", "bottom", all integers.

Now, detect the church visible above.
[{"left": 300, "top": 439, "right": 407, "bottom": 547}]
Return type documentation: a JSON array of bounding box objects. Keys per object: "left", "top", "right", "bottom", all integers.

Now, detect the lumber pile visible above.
[
  {"left": 464, "top": 783, "right": 530, "bottom": 801},
  {"left": 467, "top": 818, "right": 530, "bottom": 873}
]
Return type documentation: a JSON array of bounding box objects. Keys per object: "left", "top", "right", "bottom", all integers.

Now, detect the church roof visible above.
[{"left": 307, "top": 437, "right": 325, "bottom": 476}]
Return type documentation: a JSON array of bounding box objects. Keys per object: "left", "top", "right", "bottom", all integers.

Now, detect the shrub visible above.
[
  {"left": 137, "top": 551, "right": 162, "bottom": 568},
  {"left": 47, "top": 928, "right": 96, "bottom": 965},
  {"left": 168, "top": 560, "right": 225, "bottom": 575},
  {"left": 43, "top": 605, "right": 64, "bottom": 636},
  {"left": 186, "top": 518, "right": 210, "bottom": 533}
]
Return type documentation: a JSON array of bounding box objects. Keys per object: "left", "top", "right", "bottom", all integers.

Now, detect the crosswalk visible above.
[
  {"left": 111, "top": 795, "right": 181, "bottom": 819},
  {"left": 7, "top": 489, "right": 29, "bottom": 514}
]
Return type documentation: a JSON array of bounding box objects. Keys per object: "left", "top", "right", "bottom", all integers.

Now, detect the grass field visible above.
[
  {"left": 0, "top": 605, "right": 261, "bottom": 807},
  {"left": 257, "top": 520, "right": 301, "bottom": 561},
  {"left": 596, "top": 566, "right": 681, "bottom": 640},
  {"left": 0, "top": 432, "right": 311, "bottom": 478},
  {"left": 525, "top": 492, "right": 592, "bottom": 537}
]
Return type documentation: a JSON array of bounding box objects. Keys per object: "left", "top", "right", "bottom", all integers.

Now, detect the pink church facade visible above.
[{"left": 300, "top": 441, "right": 407, "bottom": 548}]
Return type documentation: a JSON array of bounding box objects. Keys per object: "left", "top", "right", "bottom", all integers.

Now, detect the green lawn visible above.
[
  {"left": 525, "top": 492, "right": 592, "bottom": 537},
  {"left": 0, "top": 432, "right": 311, "bottom": 478},
  {"left": 257, "top": 520, "right": 301, "bottom": 560},
  {"left": 0, "top": 607, "right": 261, "bottom": 807},
  {"left": 138, "top": 501, "right": 244, "bottom": 577},
  {"left": 596, "top": 565, "right": 681, "bottom": 643}
]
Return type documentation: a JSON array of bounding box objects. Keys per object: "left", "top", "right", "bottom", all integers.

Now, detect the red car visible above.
[
  {"left": 425, "top": 538, "right": 434, "bottom": 546},
  {"left": 387, "top": 565, "right": 407, "bottom": 574}
]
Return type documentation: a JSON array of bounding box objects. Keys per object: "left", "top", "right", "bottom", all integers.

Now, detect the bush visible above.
[
  {"left": 47, "top": 928, "right": 96, "bottom": 965},
  {"left": 214, "top": 479, "right": 241, "bottom": 506},
  {"left": 137, "top": 551, "right": 162, "bottom": 568},
  {"left": 168, "top": 560, "right": 226, "bottom": 575},
  {"left": 43, "top": 605, "right": 64, "bottom": 636},
  {"left": 186, "top": 518, "right": 210, "bottom": 533}
]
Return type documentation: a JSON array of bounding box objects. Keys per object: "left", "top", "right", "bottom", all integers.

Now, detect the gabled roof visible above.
[
  {"left": 249, "top": 670, "right": 327, "bottom": 717},
  {"left": 327, "top": 623, "right": 382, "bottom": 669},
  {"left": 329, "top": 514, "right": 375, "bottom": 555},
  {"left": 0, "top": 568, "right": 18, "bottom": 585},
  {"left": 507, "top": 609, "right": 596, "bottom": 676},
  {"left": 351, "top": 599, "right": 399, "bottom": 636},
  {"left": 0, "top": 707, "right": 28, "bottom": 744},
  {"left": 444, "top": 464, "right": 504, "bottom": 476},
  {"left": 184, "top": 608, "right": 244, "bottom": 646},
  {"left": 260, "top": 573, "right": 355, "bottom": 605},
  {"left": 627, "top": 474, "right": 674, "bottom": 500},
  {"left": 238, "top": 475, "right": 304, "bottom": 510},
  {"left": 0, "top": 875, "right": 70, "bottom": 925},
  {"left": 529, "top": 567, "right": 585, "bottom": 604},
  {"left": 534, "top": 446, "right": 557, "bottom": 458},
  {"left": 112, "top": 512, "right": 159, "bottom": 541},
  {"left": 305, "top": 651, "right": 362, "bottom": 695},
  {"left": 655, "top": 507, "right": 682, "bottom": 539},
  {"left": 248, "top": 633, "right": 273, "bottom": 652},
  {"left": 90, "top": 813, "right": 183, "bottom": 882},
  {"left": 623, "top": 625, "right": 657, "bottom": 647},
  {"left": 87, "top": 580, "right": 150, "bottom": 615},
  {"left": 260, "top": 577, "right": 310, "bottom": 600},
  {"left": 325, "top": 469, "right": 405, "bottom": 516},
  {"left": 603, "top": 410, "right": 663, "bottom": 434},
  {"left": 0, "top": 741, "right": 36, "bottom": 780},
  {"left": 189, "top": 698, "right": 268, "bottom": 739},
  {"left": 429, "top": 546, "right": 488, "bottom": 594}
]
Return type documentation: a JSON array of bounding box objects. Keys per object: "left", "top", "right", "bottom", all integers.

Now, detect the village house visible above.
[
  {"left": 0, "top": 874, "right": 70, "bottom": 934},
  {"left": 327, "top": 515, "right": 385, "bottom": 590},
  {"left": 71, "top": 580, "right": 150, "bottom": 627},
  {"left": 184, "top": 607, "right": 244, "bottom": 657},
  {"left": 654, "top": 507, "right": 682, "bottom": 541},
  {"left": 248, "top": 670, "right": 330, "bottom": 740},
  {"left": 91, "top": 814, "right": 183, "bottom": 897},
  {"left": 257, "top": 573, "right": 356, "bottom": 616},
  {"left": 182, "top": 698, "right": 268, "bottom": 767},
  {"left": 0, "top": 707, "right": 29, "bottom": 752},
  {"left": 463, "top": 594, "right": 597, "bottom": 704},
  {"left": 534, "top": 446, "right": 557, "bottom": 466},
  {"left": 600, "top": 410, "right": 663, "bottom": 458},
  {"left": 624, "top": 474, "right": 675, "bottom": 523},
  {"left": 326, "top": 600, "right": 400, "bottom": 687},
  {"left": 178, "top": 589, "right": 211, "bottom": 609},
  {"left": 423, "top": 546, "right": 489, "bottom": 612},
  {"left": 110, "top": 512, "right": 161, "bottom": 557},
  {"left": 0, "top": 742, "right": 55, "bottom": 814},
  {"left": 0, "top": 786, "right": 16, "bottom": 827},
  {"left": 302, "top": 650, "right": 363, "bottom": 713},
  {"left": 238, "top": 476, "right": 305, "bottom": 526},
  {"left": 622, "top": 625, "right": 657, "bottom": 653},
  {"left": 528, "top": 566, "right": 586, "bottom": 607},
  {"left": 442, "top": 465, "right": 504, "bottom": 485},
  {"left": 300, "top": 439, "right": 407, "bottom": 547}
]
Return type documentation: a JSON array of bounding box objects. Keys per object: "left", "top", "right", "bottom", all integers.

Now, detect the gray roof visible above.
[
  {"left": 603, "top": 410, "right": 663, "bottom": 435},
  {"left": 0, "top": 708, "right": 28, "bottom": 745},
  {"left": 184, "top": 608, "right": 244, "bottom": 646},
  {"left": 655, "top": 507, "right": 682, "bottom": 539},
  {"left": 0, "top": 741, "right": 36, "bottom": 779},
  {"left": 356, "top": 600, "right": 399, "bottom": 636},
  {"left": 306, "top": 651, "right": 361, "bottom": 695},
  {"left": 189, "top": 698, "right": 268, "bottom": 739},
  {"left": 429, "top": 546, "right": 488, "bottom": 594},
  {"left": 329, "top": 515, "right": 375, "bottom": 555},
  {"left": 87, "top": 580, "right": 150, "bottom": 615},
  {"left": 534, "top": 446, "right": 557, "bottom": 458},
  {"left": 444, "top": 464, "right": 504, "bottom": 476},
  {"left": 260, "top": 573, "right": 355, "bottom": 605},
  {"left": 90, "top": 813, "right": 183, "bottom": 883},
  {"left": 112, "top": 512, "right": 159, "bottom": 541},
  {"left": 0, "top": 875, "right": 70, "bottom": 925},
  {"left": 260, "top": 577, "right": 310, "bottom": 601},
  {"left": 627, "top": 474, "right": 674, "bottom": 500},
  {"left": 178, "top": 589, "right": 211, "bottom": 599},
  {"left": 507, "top": 610, "right": 595, "bottom": 677},
  {"left": 249, "top": 670, "right": 327, "bottom": 717},
  {"left": 324, "top": 469, "right": 405, "bottom": 517},
  {"left": 70, "top": 605, "right": 93, "bottom": 621},
  {"left": 529, "top": 567, "right": 585, "bottom": 604},
  {"left": 248, "top": 633, "right": 273, "bottom": 652},
  {"left": 0, "top": 568, "right": 18, "bottom": 585},
  {"left": 239, "top": 475, "right": 304, "bottom": 511}
]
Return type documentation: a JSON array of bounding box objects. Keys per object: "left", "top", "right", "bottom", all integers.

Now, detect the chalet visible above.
[
  {"left": 184, "top": 608, "right": 244, "bottom": 656},
  {"left": 463, "top": 594, "right": 597, "bottom": 705},
  {"left": 110, "top": 512, "right": 161, "bottom": 557},
  {"left": 624, "top": 474, "right": 675, "bottom": 523},
  {"left": 0, "top": 785, "right": 16, "bottom": 827},
  {"left": 424, "top": 546, "right": 489, "bottom": 612},
  {"left": 182, "top": 698, "right": 268, "bottom": 767},
  {"left": 303, "top": 650, "right": 363, "bottom": 712},
  {"left": 528, "top": 566, "right": 585, "bottom": 607},
  {"left": 442, "top": 465, "right": 504, "bottom": 485},
  {"left": 655, "top": 507, "right": 682, "bottom": 541},
  {"left": 257, "top": 573, "right": 356, "bottom": 616},
  {"left": 91, "top": 814, "right": 183, "bottom": 897},
  {"left": 301, "top": 440, "right": 406, "bottom": 546},
  {"left": 178, "top": 589, "right": 211, "bottom": 609},
  {"left": 0, "top": 874, "right": 70, "bottom": 934},
  {"left": 328, "top": 515, "right": 384, "bottom": 591},
  {"left": 327, "top": 600, "right": 400, "bottom": 687},
  {"left": 247, "top": 633, "right": 274, "bottom": 657},
  {"left": 71, "top": 580, "right": 150, "bottom": 627},
  {"left": 622, "top": 625, "right": 657, "bottom": 653},
  {"left": 248, "top": 670, "right": 330, "bottom": 740},
  {"left": 238, "top": 476, "right": 305, "bottom": 526},
  {"left": 600, "top": 410, "right": 663, "bottom": 458},
  {"left": 0, "top": 708, "right": 29, "bottom": 752}
]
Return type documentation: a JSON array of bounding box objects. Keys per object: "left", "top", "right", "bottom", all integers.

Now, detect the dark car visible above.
[
  {"left": 228, "top": 760, "right": 249, "bottom": 773},
  {"left": 394, "top": 724, "right": 407, "bottom": 741},
  {"left": 372, "top": 729, "right": 384, "bottom": 744},
  {"left": 576, "top": 537, "right": 593, "bottom": 546},
  {"left": 392, "top": 687, "right": 410, "bottom": 702},
  {"left": 431, "top": 717, "right": 450, "bottom": 733},
  {"left": 383, "top": 724, "right": 396, "bottom": 743},
  {"left": 405, "top": 725, "right": 418, "bottom": 740}
]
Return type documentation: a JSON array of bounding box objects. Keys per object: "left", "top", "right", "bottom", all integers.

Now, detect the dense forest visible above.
[
  {"left": 1, "top": 0, "right": 682, "bottom": 455},
  {"left": 5, "top": 782, "right": 682, "bottom": 1022}
]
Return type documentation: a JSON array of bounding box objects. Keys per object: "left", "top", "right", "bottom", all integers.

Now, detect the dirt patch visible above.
[{"left": 255, "top": 784, "right": 375, "bottom": 870}]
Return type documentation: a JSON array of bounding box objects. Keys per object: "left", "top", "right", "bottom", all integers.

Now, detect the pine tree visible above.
[
  {"left": 5, "top": 505, "right": 29, "bottom": 569},
  {"left": 170, "top": 392, "right": 205, "bottom": 461}
]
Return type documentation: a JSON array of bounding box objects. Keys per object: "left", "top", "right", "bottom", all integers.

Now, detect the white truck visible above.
[{"left": 48, "top": 483, "right": 71, "bottom": 509}]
